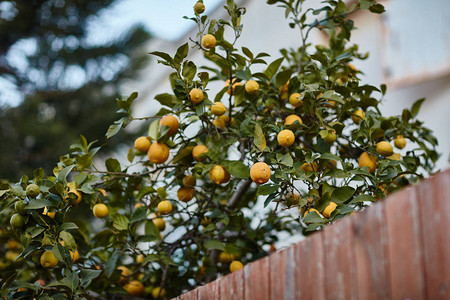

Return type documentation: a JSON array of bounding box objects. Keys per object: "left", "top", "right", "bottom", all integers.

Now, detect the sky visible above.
[{"left": 87, "top": 0, "right": 223, "bottom": 44}]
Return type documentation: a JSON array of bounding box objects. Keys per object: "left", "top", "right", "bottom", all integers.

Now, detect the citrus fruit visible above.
[
  {"left": 136, "top": 254, "right": 145, "bottom": 264},
  {"left": 70, "top": 250, "right": 79, "bottom": 263},
  {"left": 157, "top": 201, "right": 173, "bottom": 215},
  {"left": 160, "top": 115, "right": 179, "bottom": 135},
  {"left": 134, "top": 202, "right": 144, "bottom": 209},
  {"left": 387, "top": 153, "right": 401, "bottom": 160},
  {"left": 201, "top": 34, "right": 216, "bottom": 49},
  {"left": 323, "top": 129, "right": 337, "bottom": 144},
  {"left": 124, "top": 280, "right": 145, "bottom": 297},
  {"left": 358, "top": 152, "right": 377, "bottom": 173},
  {"left": 289, "top": 93, "right": 302, "bottom": 107},
  {"left": 284, "top": 114, "right": 303, "bottom": 126},
  {"left": 7, "top": 240, "right": 19, "bottom": 250},
  {"left": 221, "top": 166, "right": 231, "bottom": 184},
  {"left": 277, "top": 129, "right": 295, "bottom": 147},
  {"left": 213, "top": 117, "right": 226, "bottom": 129},
  {"left": 148, "top": 142, "right": 170, "bottom": 164},
  {"left": 134, "top": 136, "right": 151, "bottom": 153},
  {"left": 117, "top": 265, "right": 130, "bottom": 282},
  {"left": 65, "top": 183, "right": 82, "bottom": 206},
  {"left": 40, "top": 250, "right": 58, "bottom": 269},
  {"left": 322, "top": 202, "right": 337, "bottom": 218},
  {"left": 193, "top": 1, "right": 205, "bottom": 14},
  {"left": 42, "top": 207, "right": 55, "bottom": 219},
  {"left": 250, "top": 162, "right": 271, "bottom": 185},
  {"left": 152, "top": 287, "right": 167, "bottom": 299},
  {"left": 245, "top": 80, "right": 259, "bottom": 95},
  {"left": 177, "top": 187, "right": 195, "bottom": 202},
  {"left": 26, "top": 183, "right": 40, "bottom": 198},
  {"left": 192, "top": 145, "right": 209, "bottom": 160},
  {"left": 151, "top": 213, "right": 166, "bottom": 231},
  {"left": 211, "top": 102, "right": 226, "bottom": 116},
  {"left": 218, "top": 115, "right": 235, "bottom": 126},
  {"left": 376, "top": 141, "right": 394, "bottom": 157},
  {"left": 182, "top": 175, "right": 196, "bottom": 187},
  {"left": 352, "top": 109, "right": 365, "bottom": 124},
  {"left": 93, "top": 203, "right": 108, "bottom": 218},
  {"left": 230, "top": 260, "right": 244, "bottom": 272},
  {"left": 300, "top": 162, "right": 317, "bottom": 172},
  {"left": 209, "top": 165, "right": 225, "bottom": 184},
  {"left": 225, "top": 78, "right": 242, "bottom": 95},
  {"left": 303, "top": 208, "right": 320, "bottom": 218},
  {"left": 219, "top": 252, "right": 233, "bottom": 264},
  {"left": 189, "top": 88, "right": 204, "bottom": 104},
  {"left": 394, "top": 135, "right": 406, "bottom": 149},
  {"left": 15, "top": 201, "right": 27, "bottom": 215}
]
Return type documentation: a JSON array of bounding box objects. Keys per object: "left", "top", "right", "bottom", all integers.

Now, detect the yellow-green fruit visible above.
[
  {"left": 157, "top": 201, "right": 173, "bottom": 215},
  {"left": 358, "top": 152, "right": 377, "bottom": 173},
  {"left": 193, "top": 1, "right": 205, "bottom": 14},
  {"left": 182, "top": 175, "right": 196, "bottom": 187},
  {"left": 192, "top": 145, "right": 209, "bottom": 160},
  {"left": 250, "top": 162, "right": 271, "bottom": 185},
  {"left": 245, "top": 80, "right": 260, "bottom": 95},
  {"left": 322, "top": 202, "right": 337, "bottom": 218},
  {"left": 376, "top": 141, "right": 394, "bottom": 157},
  {"left": 148, "top": 142, "right": 170, "bottom": 164},
  {"left": 10, "top": 213, "right": 25, "bottom": 229},
  {"left": 136, "top": 254, "right": 145, "bottom": 264},
  {"left": 284, "top": 114, "right": 303, "bottom": 126},
  {"left": 218, "top": 115, "right": 235, "bottom": 127},
  {"left": 323, "top": 130, "right": 337, "bottom": 145},
  {"left": 65, "top": 184, "right": 82, "bottom": 206},
  {"left": 15, "top": 201, "right": 27, "bottom": 215},
  {"left": 40, "top": 250, "right": 58, "bottom": 269},
  {"left": 124, "top": 280, "right": 145, "bottom": 297},
  {"left": 211, "top": 102, "right": 226, "bottom": 116},
  {"left": 189, "top": 88, "right": 204, "bottom": 104},
  {"left": 160, "top": 115, "right": 179, "bottom": 135},
  {"left": 209, "top": 165, "right": 225, "bottom": 184},
  {"left": 201, "top": 34, "right": 216, "bottom": 49},
  {"left": 213, "top": 117, "right": 226, "bottom": 129},
  {"left": 152, "top": 287, "right": 167, "bottom": 299},
  {"left": 289, "top": 93, "right": 302, "bottom": 108},
  {"left": 230, "top": 260, "right": 244, "bottom": 272},
  {"left": 277, "top": 129, "right": 295, "bottom": 147},
  {"left": 394, "top": 135, "right": 406, "bottom": 149},
  {"left": 300, "top": 162, "right": 318, "bottom": 173},
  {"left": 177, "top": 187, "right": 195, "bottom": 202},
  {"left": 26, "top": 183, "right": 40, "bottom": 198},
  {"left": 134, "top": 136, "right": 151, "bottom": 153},
  {"left": 352, "top": 109, "right": 365, "bottom": 124},
  {"left": 93, "top": 203, "right": 108, "bottom": 218},
  {"left": 219, "top": 252, "right": 234, "bottom": 264},
  {"left": 152, "top": 214, "right": 166, "bottom": 231}
]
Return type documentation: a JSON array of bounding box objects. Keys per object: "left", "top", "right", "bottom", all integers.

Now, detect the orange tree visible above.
[{"left": 0, "top": 0, "right": 439, "bottom": 299}]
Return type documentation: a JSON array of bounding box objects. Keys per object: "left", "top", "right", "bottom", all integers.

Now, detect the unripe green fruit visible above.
[
  {"left": 26, "top": 184, "right": 40, "bottom": 198},
  {"left": 15, "top": 201, "right": 27, "bottom": 215},
  {"left": 194, "top": 2, "right": 205, "bottom": 14},
  {"left": 324, "top": 130, "right": 337, "bottom": 144},
  {"left": 10, "top": 214, "right": 25, "bottom": 229}
]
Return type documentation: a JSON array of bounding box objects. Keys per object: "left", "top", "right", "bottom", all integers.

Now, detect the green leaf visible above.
[
  {"left": 60, "top": 222, "right": 78, "bottom": 231},
  {"left": 26, "top": 198, "right": 54, "bottom": 209},
  {"left": 105, "top": 158, "right": 121, "bottom": 173},
  {"left": 257, "top": 184, "right": 278, "bottom": 196},
  {"left": 411, "top": 98, "right": 425, "bottom": 117},
  {"left": 148, "top": 119, "right": 160, "bottom": 140},
  {"left": 174, "top": 43, "right": 189, "bottom": 64},
  {"left": 242, "top": 46, "right": 254, "bottom": 59},
  {"left": 320, "top": 90, "right": 344, "bottom": 103},
  {"left": 304, "top": 212, "right": 325, "bottom": 223},
  {"left": 80, "top": 269, "right": 102, "bottom": 289},
  {"left": 331, "top": 186, "right": 355, "bottom": 203},
  {"left": 173, "top": 146, "right": 194, "bottom": 163},
  {"left": 130, "top": 207, "right": 148, "bottom": 223},
  {"left": 106, "top": 120, "right": 123, "bottom": 139},
  {"left": 369, "top": 3, "right": 385, "bottom": 13},
  {"left": 155, "top": 93, "right": 179, "bottom": 108},
  {"left": 225, "top": 161, "right": 250, "bottom": 178},
  {"left": 350, "top": 194, "right": 376, "bottom": 204},
  {"left": 254, "top": 123, "right": 266, "bottom": 152},
  {"left": 59, "top": 231, "right": 76, "bottom": 251},
  {"left": 57, "top": 165, "right": 75, "bottom": 183},
  {"left": 136, "top": 186, "right": 156, "bottom": 200},
  {"left": 264, "top": 57, "right": 284, "bottom": 80},
  {"left": 150, "top": 51, "right": 174, "bottom": 64},
  {"left": 113, "top": 215, "right": 129, "bottom": 231},
  {"left": 279, "top": 153, "right": 293, "bottom": 167},
  {"left": 33, "top": 168, "right": 45, "bottom": 182},
  {"left": 204, "top": 240, "right": 225, "bottom": 251},
  {"left": 182, "top": 60, "right": 197, "bottom": 82},
  {"left": 104, "top": 251, "right": 120, "bottom": 278},
  {"left": 47, "top": 270, "right": 79, "bottom": 293}
]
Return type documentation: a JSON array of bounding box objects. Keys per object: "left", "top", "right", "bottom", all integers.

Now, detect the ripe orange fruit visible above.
[
  {"left": 358, "top": 152, "right": 377, "bottom": 173},
  {"left": 225, "top": 78, "right": 242, "bottom": 95},
  {"left": 134, "top": 203, "right": 144, "bottom": 209},
  {"left": 245, "top": 80, "right": 260, "bottom": 95},
  {"left": 157, "top": 201, "right": 173, "bottom": 215},
  {"left": 124, "top": 280, "right": 145, "bottom": 297},
  {"left": 209, "top": 165, "right": 225, "bottom": 184},
  {"left": 134, "top": 136, "right": 151, "bottom": 153},
  {"left": 250, "top": 162, "right": 271, "bottom": 185},
  {"left": 93, "top": 203, "right": 108, "bottom": 218},
  {"left": 289, "top": 93, "right": 302, "bottom": 107},
  {"left": 136, "top": 254, "right": 145, "bottom": 264},
  {"left": 322, "top": 202, "right": 337, "bottom": 218},
  {"left": 300, "top": 162, "right": 318, "bottom": 173},
  {"left": 284, "top": 114, "right": 303, "bottom": 126},
  {"left": 40, "top": 250, "right": 58, "bottom": 269},
  {"left": 277, "top": 129, "right": 295, "bottom": 147},
  {"left": 394, "top": 135, "right": 406, "bottom": 149},
  {"left": 280, "top": 80, "right": 290, "bottom": 99},
  {"left": 352, "top": 109, "right": 365, "bottom": 124},
  {"left": 230, "top": 260, "right": 244, "bottom": 272},
  {"left": 70, "top": 249, "right": 79, "bottom": 263},
  {"left": 201, "top": 34, "right": 216, "bottom": 49},
  {"left": 211, "top": 102, "right": 227, "bottom": 116},
  {"left": 192, "top": 145, "right": 209, "bottom": 160},
  {"left": 65, "top": 182, "right": 82, "bottom": 206},
  {"left": 218, "top": 115, "right": 235, "bottom": 127},
  {"left": 387, "top": 153, "right": 401, "bottom": 161},
  {"left": 117, "top": 266, "right": 130, "bottom": 282},
  {"left": 148, "top": 142, "right": 170, "bottom": 164},
  {"left": 182, "top": 175, "right": 196, "bottom": 187},
  {"left": 213, "top": 117, "right": 226, "bottom": 129},
  {"left": 177, "top": 187, "right": 195, "bottom": 202},
  {"left": 189, "top": 88, "right": 204, "bottom": 104},
  {"left": 376, "top": 141, "right": 393, "bottom": 157},
  {"left": 160, "top": 115, "right": 179, "bottom": 135},
  {"left": 151, "top": 213, "right": 166, "bottom": 231}
]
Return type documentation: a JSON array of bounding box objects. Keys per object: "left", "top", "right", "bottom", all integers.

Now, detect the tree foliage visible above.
[
  {"left": 0, "top": 0, "right": 150, "bottom": 180},
  {"left": 0, "top": 0, "right": 439, "bottom": 299}
]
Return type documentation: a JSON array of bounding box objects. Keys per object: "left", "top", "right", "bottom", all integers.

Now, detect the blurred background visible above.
[{"left": 1, "top": 0, "right": 449, "bottom": 182}]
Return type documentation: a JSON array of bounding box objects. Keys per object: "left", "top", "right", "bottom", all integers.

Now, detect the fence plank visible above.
[
  {"left": 179, "top": 288, "right": 198, "bottom": 300},
  {"left": 323, "top": 217, "right": 358, "bottom": 300},
  {"left": 294, "top": 232, "right": 325, "bottom": 299},
  {"left": 197, "top": 279, "right": 219, "bottom": 300},
  {"left": 269, "top": 248, "right": 286, "bottom": 299},
  {"left": 385, "top": 187, "right": 426, "bottom": 300},
  {"left": 244, "top": 256, "right": 270, "bottom": 300},
  {"left": 416, "top": 170, "right": 450, "bottom": 299},
  {"left": 219, "top": 269, "right": 244, "bottom": 300},
  {"left": 352, "top": 203, "right": 392, "bottom": 300}
]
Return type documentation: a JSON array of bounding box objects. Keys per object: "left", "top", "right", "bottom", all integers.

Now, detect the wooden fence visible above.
[{"left": 174, "top": 169, "right": 450, "bottom": 300}]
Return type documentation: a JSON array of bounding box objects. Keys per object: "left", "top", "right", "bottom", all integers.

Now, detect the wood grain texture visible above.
[
  {"left": 197, "top": 279, "right": 219, "bottom": 300},
  {"left": 219, "top": 268, "right": 245, "bottom": 300},
  {"left": 244, "top": 256, "right": 270, "bottom": 300}
]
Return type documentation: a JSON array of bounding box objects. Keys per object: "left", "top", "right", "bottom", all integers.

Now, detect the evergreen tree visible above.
[{"left": 0, "top": 0, "right": 150, "bottom": 180}]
